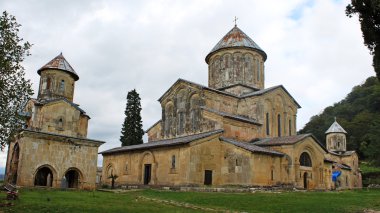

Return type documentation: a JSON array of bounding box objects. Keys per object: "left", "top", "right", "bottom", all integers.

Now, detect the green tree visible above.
[
  {"left": 120, "top": 89, "right": 144, "bottom": 146},
  {"left": 346, "top": 0, "right": 380, "bottom": 80},
  {"left": 0, "top": 11, "right": 33, "bottom": 150}
]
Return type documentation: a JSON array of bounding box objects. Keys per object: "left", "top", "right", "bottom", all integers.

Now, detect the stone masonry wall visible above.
[{"left": 14, "top": 131, "right": 100, "bottom": 189}]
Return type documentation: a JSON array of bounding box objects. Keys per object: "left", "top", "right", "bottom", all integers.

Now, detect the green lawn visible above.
[{"left": 1, "top": 188, "right": 380, "bottom": 213}]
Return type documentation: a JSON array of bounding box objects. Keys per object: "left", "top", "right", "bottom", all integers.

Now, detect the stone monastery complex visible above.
[{"left": 5, "top": 25, "right": 361, "bottom": 190}]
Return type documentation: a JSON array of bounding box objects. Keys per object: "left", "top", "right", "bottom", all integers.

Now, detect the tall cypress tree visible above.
[{"left": 120, "top": 89, "right": 144, "bottom": 146}]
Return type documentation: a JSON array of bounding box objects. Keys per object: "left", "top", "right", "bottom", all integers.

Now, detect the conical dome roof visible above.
[
  {"left": 38, "top": 53, "right": 79, "bottom": 81},
  {"left": 205, "top": 25, "right": 267, "bottom": 63},
  {"left": 325, "top": 119, "right": 347, "bottom": 134}
]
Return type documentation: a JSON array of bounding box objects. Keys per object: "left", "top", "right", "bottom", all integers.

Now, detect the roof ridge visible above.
[
  {"left": 39, "top": 97, "right": 88, "bottom": 117},
  {"left": 220, "top": 136, "right": 284, "bottom": 156},
  {"left": 201, "top": 107, "right": 261, "bottom": 125},
  {"left": 100, "top": 129, "right": 224, "bottom": 155}
]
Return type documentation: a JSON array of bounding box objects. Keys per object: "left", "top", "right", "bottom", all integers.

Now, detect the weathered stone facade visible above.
[
  {"left": 101, "top": 25, "right": 361, "bottom": 190},
  {"left": 5, "top": 53, "right": 104, "bottom": 189}
]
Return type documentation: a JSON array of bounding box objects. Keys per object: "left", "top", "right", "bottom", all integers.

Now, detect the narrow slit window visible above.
[
  {"left": 277, "top": 114, "right": 281, "bottom": 137},
  {"left": 271, "top": 169, "right": 274, "bottom": 180},
  {"left": 46, "top": 77, "right": 51, "bottom": 90},
  {"left": 171, "top": 155, "right": 176, "bottom": 169},
  {"left": 59, "top": 80, "right": 65, "bottom": 92},
  {"left": 266, "top": 113, "right": 270, "bottom": 136},
  {"left": 257, "top": 59, "right": 260, "bottom": 81},
  {"left": 58, "top": 118, "right": 63, "bottom": 129}
]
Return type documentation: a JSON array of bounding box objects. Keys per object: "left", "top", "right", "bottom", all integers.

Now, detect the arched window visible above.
[
  {"left": 277, "top": 114, "right": 281, "bottom": 137},
  {"left": 171, "top": 155, "right": 176, "bottom": 169},
  {"left": 58, "top": 118, "right": 64, "bottom": 130},
  {"left": 300, "top": 152, "right": 312, "bottom": 167},
  {"left": 289, "top": 120, "right": 292, "bottom": 136},
  {"left": 266, "top": 112, "right": 270, "bottom": 136},
  {"left": 59, "top": 80, "right": 65, "bottom": 92}
]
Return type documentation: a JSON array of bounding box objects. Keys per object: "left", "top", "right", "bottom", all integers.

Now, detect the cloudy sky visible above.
[{"left": 0, "top": 0, "right": 374, "bottom": 169}]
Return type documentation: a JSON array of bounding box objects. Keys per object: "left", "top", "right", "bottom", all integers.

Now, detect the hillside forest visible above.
[{"left": 299, "top": 76, "right": 380, "bottom": 166}]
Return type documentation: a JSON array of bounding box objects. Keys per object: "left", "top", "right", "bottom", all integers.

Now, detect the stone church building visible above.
[
  {"left": 5, "top": 53, "right": 104, "bottom": 189},
  {"left": 101, "top": 25, "right": 361, "bottom": 190}
]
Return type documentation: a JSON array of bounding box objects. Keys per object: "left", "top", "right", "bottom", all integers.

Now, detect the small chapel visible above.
[
  {"left": 101, "top": 25, "right": 362, "bottom": 189},
  {"left": 5, "top": 53, "right": 104, "bottom": 189}
]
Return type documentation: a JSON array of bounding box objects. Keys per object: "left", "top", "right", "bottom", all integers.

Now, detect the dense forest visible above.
[{"left": 299, "top": 76, "right": 380, "bottom": 166}]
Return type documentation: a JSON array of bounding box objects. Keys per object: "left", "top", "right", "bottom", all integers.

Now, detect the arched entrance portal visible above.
[
  {"left": 64, "top": 169, "right": 81, "bottom": 188},
  {"left": 8, "top": 143, "right": 20, "bottom": 184},
  {"left": 34, "top": 167, "right": 53, "bottom": 187},
  {"left": 139, "top": 151, "right": 156, "bottom": 185},
  {"left": 303, "top": 172, "right": 308, "bottom": 189}
]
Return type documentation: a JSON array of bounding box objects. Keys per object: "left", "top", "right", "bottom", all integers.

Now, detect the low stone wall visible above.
[{"left": 104, "top": 184, "right": 304, "bottom": 193}]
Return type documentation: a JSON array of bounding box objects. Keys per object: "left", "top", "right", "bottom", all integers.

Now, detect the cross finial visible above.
[
  {"left": 233, "top": 16, "right": 238, "bottom": 27},
  {"left": 334, "top": 117, "right": 337, "bottom": 122}
]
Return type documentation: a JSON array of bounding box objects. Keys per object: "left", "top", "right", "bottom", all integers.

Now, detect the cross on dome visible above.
[{"left": 233, "top": 16, "right": 238, "bottom": 27}]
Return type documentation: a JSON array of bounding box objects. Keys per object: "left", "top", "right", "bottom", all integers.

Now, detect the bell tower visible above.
[
  {"left": 205, "top": 25, "right": 267, "bottom": 92},
  {"left": 37, "top": 53, "right": 79, "bottom": 102},
  {"left": 326, "top": 118, "right": 347, "bottom": 153}
]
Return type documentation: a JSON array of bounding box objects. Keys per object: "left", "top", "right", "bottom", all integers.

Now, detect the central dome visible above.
[
  {"left": 205, "top": 26, "right": 267, "bottom": 63},
  {"left": 206, "top": 26, "right": 267, "bottom": 90}
]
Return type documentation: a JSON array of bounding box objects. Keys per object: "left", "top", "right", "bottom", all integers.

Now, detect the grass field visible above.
[{"left": 1, "top": 188, "right": 379, "bottom": 213}]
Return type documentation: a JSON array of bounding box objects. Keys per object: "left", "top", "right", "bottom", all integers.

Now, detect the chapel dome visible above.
[
  {"left": 205, "top": 25, "right": 267, "bottom": 63},
  {"left": 38, "top": 53, "right": 79, "bottom": 81},
  {"left": 325, "top": 120, "right": 347, "bottom": 134}
]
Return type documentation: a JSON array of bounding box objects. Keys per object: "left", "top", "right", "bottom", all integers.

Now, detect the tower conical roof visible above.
[
  {"left": 325, "top": 119, "right": 347, "bottom": 134},
  {"left": 38, "top": 53, "right": 79, "bottom": 81},
  {"left": 205, "top": 25, "right": 267, "bottom": 63}
]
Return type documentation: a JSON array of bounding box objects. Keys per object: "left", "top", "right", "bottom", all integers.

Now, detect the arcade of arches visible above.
[{"left": 33, "top": 165, "right": 82, "bottom": 188}]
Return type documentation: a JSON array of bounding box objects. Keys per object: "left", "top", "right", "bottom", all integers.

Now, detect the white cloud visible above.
[
  {"left": 0, "top": 0, "right": 374, "bottom": 168},
  {"left": 0, "top": 148, "right": 7, "bottom": 173}
]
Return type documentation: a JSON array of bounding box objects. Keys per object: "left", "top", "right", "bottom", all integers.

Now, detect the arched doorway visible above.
[
  {"left": 8, "top": 143, "right": 20, "bottom": 184},
  {"left": 303, "top": 172, "right": 308, "bottom": 189},
  {"left": 34, "top": 167, "right": 53, "bottom": 187},
  {"left": 64, "top": 169, "right": 81, "bottom": 188},
  {"left": 139, "top": 151, "right": 156, "bottom": 185}
]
